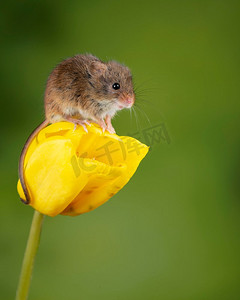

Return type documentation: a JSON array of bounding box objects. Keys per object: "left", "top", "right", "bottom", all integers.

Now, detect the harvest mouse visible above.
[{"left": 19, "top": 54, "right": 135, "bottom": 204}]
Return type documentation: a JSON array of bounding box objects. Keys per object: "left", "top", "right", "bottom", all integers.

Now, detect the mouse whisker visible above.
[
  {"left": 135, "top": 87, "right": 157, "bottom": 95},
  {"left": 132, "top": 106, "right": 142, "bottom": 133},
  {"left": 136, "top": 100, "right": 166, "bottom": 122},
  {"left": 135, "top": 96, "right": 157, "bottom": 108},
  {"left": 134, "top": 105, "right": 152, "bottom": 126},
  {"left": 129, "top": 107, "right": 133, "bottom": 123}
]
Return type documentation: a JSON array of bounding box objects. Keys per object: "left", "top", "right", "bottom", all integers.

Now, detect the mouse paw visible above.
[
  {"left": 99, "top": 122, "right": 107, "bottom": 133},
  {"left": 97, "top": 120, "right": 107, "bottom": 133},
  {"left": 105, "top": 115, "right": 116, "bottom": 134},
  {"left": 66, "top": 118, "right": 90, "bottom": 133},
  {"left": 106, "top": 124, "right": 116, "bottom": 134}
]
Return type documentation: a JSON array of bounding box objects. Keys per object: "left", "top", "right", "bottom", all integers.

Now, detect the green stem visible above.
[{"left": 16, "top": 210, "right": 44, "bottom": 300}]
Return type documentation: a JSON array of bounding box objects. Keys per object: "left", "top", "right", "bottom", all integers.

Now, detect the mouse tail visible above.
[{"left": 18, "top": 119, "right": 49, "bottom": 204}]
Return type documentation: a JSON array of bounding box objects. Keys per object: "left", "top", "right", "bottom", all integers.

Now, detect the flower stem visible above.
[{"left": 16, "top": 210, "right": 44, "bottom": 300}]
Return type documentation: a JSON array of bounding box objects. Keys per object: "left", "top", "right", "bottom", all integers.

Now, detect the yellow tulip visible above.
[{"left": 17, "top": 122, "right": 149, "bottom": 217}]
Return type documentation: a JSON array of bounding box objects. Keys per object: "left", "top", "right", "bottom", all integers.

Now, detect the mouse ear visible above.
[{"left": 89, "top": 61, "right": 107, "bottom": 74}]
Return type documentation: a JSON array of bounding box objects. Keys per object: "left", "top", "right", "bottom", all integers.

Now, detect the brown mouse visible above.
[{"left": 19, "top": 54, "right": 135, "bottom": 204}]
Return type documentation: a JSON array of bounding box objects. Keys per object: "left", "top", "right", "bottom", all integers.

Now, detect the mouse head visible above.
[{"left": 87, "top": 59, "right": 135, "bottom": 111}]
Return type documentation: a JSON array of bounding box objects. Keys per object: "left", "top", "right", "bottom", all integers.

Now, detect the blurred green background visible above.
[{"left": 1, "top": 0, "right": 240, "bottom": 299}]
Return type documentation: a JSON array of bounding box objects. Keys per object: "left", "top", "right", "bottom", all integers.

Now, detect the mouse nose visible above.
[
  {"left": 126, "top": 98, "right": 133, "bottom": 104},
  {"left": 125, "top": 96, "right": 135, "bottom": 107}
]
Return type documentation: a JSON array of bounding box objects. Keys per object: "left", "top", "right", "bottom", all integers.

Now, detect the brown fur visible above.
[
  {"left": 19, "top": 54, "right": 135, "bottom": 205},
  {"left": 45, "top": 54, "right": 135, "bottom": 123}
]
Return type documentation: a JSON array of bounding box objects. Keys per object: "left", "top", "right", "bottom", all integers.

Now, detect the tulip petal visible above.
[
  {"left": 18, "top": 138, "right": 88, "bottom": 216},
  {"left": 62, "top": 135, "right": 149, "bottom": 216},
  {"left": 17, "top": 122, "right": 149, "bottom": 216}
]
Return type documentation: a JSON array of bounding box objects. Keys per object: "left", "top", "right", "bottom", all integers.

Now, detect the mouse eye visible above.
[{"left": 112, "top": 83, "right": 120, "bottom": 90}]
